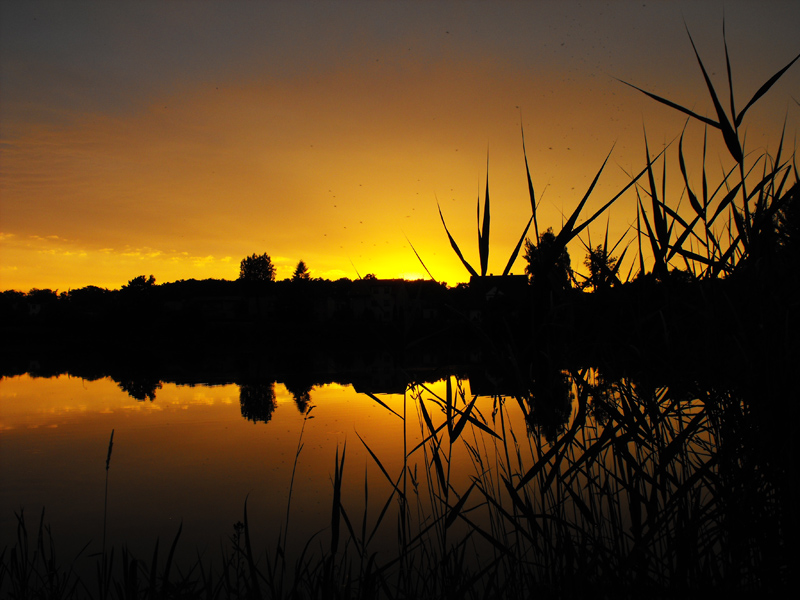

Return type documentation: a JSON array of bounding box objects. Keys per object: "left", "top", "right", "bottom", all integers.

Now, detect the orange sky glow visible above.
[{"left": 2, "top": 1, "right": 798, "bottom": 291}]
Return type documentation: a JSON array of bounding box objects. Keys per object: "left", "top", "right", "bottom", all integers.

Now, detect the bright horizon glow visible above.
[{"left": 2, "top": 1, "right": 798, "bottom": 291}]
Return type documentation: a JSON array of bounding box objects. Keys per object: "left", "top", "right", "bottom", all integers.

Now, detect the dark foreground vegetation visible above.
[{"left": 2, "top": 29, "right": 799, "bottom": 599}]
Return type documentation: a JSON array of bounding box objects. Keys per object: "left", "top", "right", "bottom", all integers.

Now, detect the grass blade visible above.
[
  {"left": 404, "top": 234, "right": 437, "bottom": 282},
  {"left": 521, "top": 123, "right": 540, "bottom": 241},
  {"left": 364, "top": 391, "right": 403, "bottom": 420},
  {"left": 502, "top": 215, "right": 534, "bottom": 276},
  {"left": 736, "top": 49, "right": 800, "bottom": 127},
  {"left": 479, "top": 162, "right": 491, "bottom": 276},
  {"left": 445, "top": 481, "right": 476, "bottom": 530},
  {"left": 684, "top": 25, "right": 743, "bottom": 162},
  {"left": 243, "top": 498, "right": 263, "bottom": 600},
  {"left": 678, "top": 123, "right": 703, "bottom": 217},
  {"left": 438, "top": 202, "right": 478, "bottom": 278},
  {"left": 617, "top": 78, "right": 718, "bottom": 129}
]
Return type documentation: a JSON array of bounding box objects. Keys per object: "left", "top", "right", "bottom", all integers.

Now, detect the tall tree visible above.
[
  {"left": 292, "top": 259, "right": 310, "bottom": 281},
  {"left": 581, "top": 244, "right": 619, "bottom": 292},
  {"left": 239, "top": 253, "right": 275, "bottom": 282},
  {"left": 523, "top": 228, "right": 573, "bottom": 295},
  {"left": 122, "top": 274, "right": 156, "bottom": 291}
]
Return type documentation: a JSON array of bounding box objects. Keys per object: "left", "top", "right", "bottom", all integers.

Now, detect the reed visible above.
[
  {"left": 0, "top": 366, "right": 788, "bottom": 598},
  {"left": 623, "top": 24, "right": 799, "bottom": 279}
]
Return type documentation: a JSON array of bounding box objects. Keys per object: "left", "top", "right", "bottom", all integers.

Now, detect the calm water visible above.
[
  {"left": 1, "top": 367, "right": 790, "bottom": 592},
  {"left": 0, "top": 373, "right": 506, "bottom": 562}
]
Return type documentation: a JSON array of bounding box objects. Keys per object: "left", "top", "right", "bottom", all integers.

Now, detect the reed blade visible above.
[
  {"left": 356, "top": 432, "right": 402, "bottom": 496},
  {"left": 736, "top": 49, "right": 800, "bottom": 127},
  {"left": 479, "top": 165, "right": 491, "bottom": 276},
  {"left": 502, "top": 215, "right": 534, "bottom": 276},
  {"left": 451, "top": 394, "right": 478, "bottom": 443},
  {"left": 521, "top": 123, "right": 540, "bottom": 241},
  {"left": 419, "top": 399, "right": 447, "bottom": 491},
  {"left": 667, "top": 214, "right": 703, "bottom": 263},
  {"left": 685, "top": 25, "right": 743, "bottom": 162},
  {"left": 644, "top": 131, "right": 669, "bottom": 251},
  {"left": 404, "top": 235, "right": 437, "bottom": 282},
  {"left": 553, "top": 147, "right": 613, "bottom": 249},
  {"left": 636, "top": 204, "right": 646, "bottom": 276},
  {"left": 438, "top": 202, "right": 478, "bottom": 278},
  {"left": 445, "top": 481, "right": 476, "bottom": 530},
  {"left": 638, "top": 196, "right": 666, "bottom": 275},
  {"left": 162, "top": 521, "right": 182, "bottom": 597},
  {"left": 678, "top": 124, "right": 703, "bottom": 217},
  {"left": 330, "top": 443, "right": 346, "bottom": 556},
  {"left": 707, "top": 182, "right": 743, "bottom": 227},
  {"left": 364, "top": 391, "right": 403, "bottom": 420},
  {"left": 723, "top": 18, "right": 737, "bottom": 131},
  {"left": 617, "top": 78, "right": 718, "bottom": 129},
  {"left": 243, "top": 498, "right": 263, "bottom": 600},
  {"left": 567, "top": 147, "right": 661, "bottom": 246}
]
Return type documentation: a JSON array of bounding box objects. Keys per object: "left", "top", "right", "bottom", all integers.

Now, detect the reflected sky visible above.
[
  {"left": 0, "top": 374, "right": 490, "bottom": 564},
  {"left": 1, "top": 1, "right": 798, "bottom": 290}
]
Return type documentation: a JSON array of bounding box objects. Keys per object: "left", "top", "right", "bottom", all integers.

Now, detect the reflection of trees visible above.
[
  {"left": 524, "top": 368, "right": 574, "bottom": 442},
  {"left": 239, "top": 382, "right": 277, "bottom": 423},
  {"left": 284, "top": 379, "right": 313, "bottom": 413},
  {"left": 117, "top": 378, "right": 162, "bottom": 401}
]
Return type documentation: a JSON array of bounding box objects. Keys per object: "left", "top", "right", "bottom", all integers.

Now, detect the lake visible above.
[
  {"left": 0, "top": 361, "right": 792, "bottom": 597},
  {"left": 0, "top": 372, "right": 510, "bottom": 567}
]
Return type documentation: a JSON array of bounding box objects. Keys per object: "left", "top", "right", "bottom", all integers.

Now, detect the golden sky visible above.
[{"left": 2, "top": 1, "right": 798, "bottom": 290}]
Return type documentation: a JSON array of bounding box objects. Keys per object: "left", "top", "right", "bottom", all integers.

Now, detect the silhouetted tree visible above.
[
  {"left": 523, "top": 228, "right": 573, "bottom": 295},
  {"left": 117, "top": 377, "right": 162, "bottom": 401},
  {"left": 580, "top": 244, "right": 619, "bottom": 292},
  {"left": 239, "top": 253, "right": 275, "bottom": 283},
  {"left": 284, "top": 379, "right": 313, "bottom": 412},
  {"left": 524, "top": 368, "right": 574, "bottom": 442},
  {"left": 292, "top": 260, "right": 310, "bottom": 282},
  {"left": 122, "top": 275, "right": 156, "bottom": 291},
  {"left": 239, "top": 382, "right": 277, "bottom": 423}
]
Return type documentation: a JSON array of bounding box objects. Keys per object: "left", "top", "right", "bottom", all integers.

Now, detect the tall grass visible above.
[
  {"left": 0, "top": 370, "right": 787, "bottom": 598},
  {"left": 622, "top": 24, "right": 799, "bottom": 279}
]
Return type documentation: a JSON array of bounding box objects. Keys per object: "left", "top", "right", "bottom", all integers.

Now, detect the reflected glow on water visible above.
[{"left": 0, "top": 374, "right": 494, "bottom": 561}]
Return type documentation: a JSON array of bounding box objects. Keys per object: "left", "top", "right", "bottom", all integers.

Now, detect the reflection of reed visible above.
[
  {"left": 0, "top": 373, "right": 789, "bottom": 597},
  {"left": 348, "top": 371, "right": 786, "bottom": 596}
]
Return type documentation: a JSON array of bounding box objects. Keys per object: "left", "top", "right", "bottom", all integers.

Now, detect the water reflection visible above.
[
  {"left": 283, "top": 377, "right": 313, "bottom": 413},
  {"left": 239, "top": 381, "right": 277, "bottom": 423},
  {"left": 0, "top": 360, "right": 791, "bottom": 594},
  {"left": 117, "top": 377, "right": 161, "bottom": 402}
]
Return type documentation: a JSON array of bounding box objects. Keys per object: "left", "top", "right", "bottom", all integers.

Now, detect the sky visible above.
[{"left": 1, "top": 0, "right": 799, "bottom": 291}]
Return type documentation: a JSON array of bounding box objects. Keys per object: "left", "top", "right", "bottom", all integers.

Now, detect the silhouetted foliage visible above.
[
  {"left": 524, "top": 367, "right": 574, "bottom": 442},
  {"left": 239, "top": 382, "right": 277, "bottom": 423},
  {"left": 117, "top": 377, "right": 162, "bottom": 401},
  {"left": 27, "top": 288, "right": 59, "bottom": 303},
  {"left": 122, "top": 275, "right": 156, "bottom": 291},
  {"left": 239, "top": 253, "right": 275, "bottom": 283},
  {"left": 292, "top": 260, "right": 310, "bottom": 282},
  {"left": 284, "top": 379, "right": 313, "bottom": 412},
  {"left": 580, "top": 244, "right": 619, "bottom": 292},
  {"left": 523, "top": 228, "right": 573, "bottom": 295},
  {"left": 777, "top": 183, "right": 799, "bottom": 258}
]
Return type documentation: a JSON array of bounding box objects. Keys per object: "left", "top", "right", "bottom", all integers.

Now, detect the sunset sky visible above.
[{"left": 2, "top": 1, "right": 798, "bottom": 291}]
